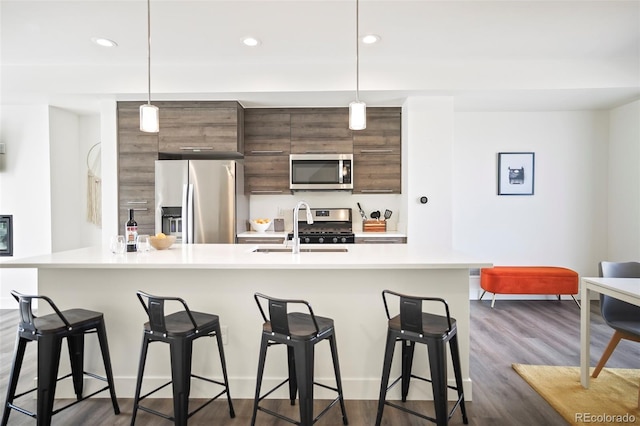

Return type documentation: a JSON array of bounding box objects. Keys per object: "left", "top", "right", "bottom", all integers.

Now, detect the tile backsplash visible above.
[{"left": 248, "top": 193, "right": 403, "bottom": 232}]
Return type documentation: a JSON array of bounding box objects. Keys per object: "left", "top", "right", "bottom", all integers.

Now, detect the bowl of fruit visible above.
[
  {"left": 149, "top": 233, "right": 177, "bottom": 250},
  {"left": 250, "top": 218, "right": 272, "bottom": 233}
]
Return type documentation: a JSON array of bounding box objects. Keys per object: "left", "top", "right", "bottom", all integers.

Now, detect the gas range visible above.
[{"left": 287, "top": 208, "right": 355, "bottom": 244}]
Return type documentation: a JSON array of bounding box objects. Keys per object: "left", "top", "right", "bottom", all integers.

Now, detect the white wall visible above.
[
  {"left": 0, "top": 105, "right": 103, "bottom": 307},
  {"left": 49, "top": 107, "right": 83, "bottom": 252},
  {"left": 607, "top": 100, "right": 640, "bottom": 260},
  {"left": 79, "top": 115, "right": 103, "bottom": 247},
  {"left": 402, "top": 97, "right": 455, "bottom": 248},
  {"left": 99, "top": 100, "right": 119, "bottom": 245},
  {"left": 453, "top": 111, "right": 609, "bottom": 277},
  {"left": 0, "top": 105, "right": 52, "bottom": 306}
]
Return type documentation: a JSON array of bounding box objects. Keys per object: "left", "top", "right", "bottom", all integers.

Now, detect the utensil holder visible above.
[{"left": 363, "top": 220, "right": 386, "bottom": 232}]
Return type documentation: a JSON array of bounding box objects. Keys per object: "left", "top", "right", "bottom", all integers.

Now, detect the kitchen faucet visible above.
[{"left": 292, "top": 201, "right": 313, "bottom": 254}]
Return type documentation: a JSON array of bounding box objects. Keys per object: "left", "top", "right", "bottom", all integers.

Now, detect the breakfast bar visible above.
[{"left": 0, "top": 243, "right": 490, "bottom": 401}]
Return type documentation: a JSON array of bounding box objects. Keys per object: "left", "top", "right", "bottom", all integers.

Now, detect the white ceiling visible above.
[{"left": 1, "top": 0, "right": 639, "bottom": 114}]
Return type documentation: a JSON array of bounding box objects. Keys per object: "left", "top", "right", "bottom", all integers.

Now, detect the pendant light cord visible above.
[
  {"left": 146, "top": 0, "right": 151, "bottom": 105},
  {"left": 355, "top": 0, "right": 360, "bottom": 103}
]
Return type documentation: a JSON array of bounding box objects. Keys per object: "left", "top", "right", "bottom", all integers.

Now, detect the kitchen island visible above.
[{"left": 0, "top": 243, "right": 490, "bottom": 401}]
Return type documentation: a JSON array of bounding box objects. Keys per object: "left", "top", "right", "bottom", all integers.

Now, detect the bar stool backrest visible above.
[
  {"left": 254, "top": 292, "right": 320, "bottom": 337},
  {"left": 136, "top": 290, "right": 199, "bottom": 334},
  {"left": 11, "top": 290, "right": 71, "bottom": 334},
  {"left": 382, "top": 289, "right": 452, "bottom": 334}
]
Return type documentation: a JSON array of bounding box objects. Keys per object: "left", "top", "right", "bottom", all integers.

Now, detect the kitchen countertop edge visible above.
[{"left": 0, "top": 244, "right": 489, "bottom": 270}]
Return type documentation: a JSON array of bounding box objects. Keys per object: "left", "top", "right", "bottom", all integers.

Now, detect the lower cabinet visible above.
[
  {"left": 237, "top": 236, "right": 286, "bottom": 244},
  {"left": 355, "top": 236, "right": 407, "bottom": 244}
]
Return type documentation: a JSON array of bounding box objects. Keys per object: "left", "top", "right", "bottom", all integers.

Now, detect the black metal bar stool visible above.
[
  {"left": 2, "top": 290, "right": 120, "bottom": 426},
  {"left": 251, "top": 292, "right": 348, "bottom": 426},
  {"left": 375, "top": 290, "right": 468, "bottom": 426},
  {"left": 131, "top": 291, "right": 234, "bottom": 426}
]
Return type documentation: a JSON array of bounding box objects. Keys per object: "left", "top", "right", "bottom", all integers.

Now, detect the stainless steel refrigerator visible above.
[{"left": 155, "top": 160, "right": 248, "bottom": 243}]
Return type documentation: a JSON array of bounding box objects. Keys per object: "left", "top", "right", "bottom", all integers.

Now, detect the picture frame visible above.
[
  {"left": 497, "top": 152, "right": 535, "bottom": 195},
  {"left": 0, "top": 215, "right": 13, "bottom": 256}
]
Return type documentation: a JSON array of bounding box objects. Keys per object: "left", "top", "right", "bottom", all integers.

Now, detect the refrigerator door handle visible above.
[
  {"left": 187, "top": 184, "right": 194, "bottom": 243},
  {"left": 182, "top": 183, "right": 194, "bottom": 244}
]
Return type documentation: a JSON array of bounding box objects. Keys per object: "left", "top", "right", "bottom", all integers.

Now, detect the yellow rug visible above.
[{"left": 513, "top": 364, "right": 640, "bottom": 425}]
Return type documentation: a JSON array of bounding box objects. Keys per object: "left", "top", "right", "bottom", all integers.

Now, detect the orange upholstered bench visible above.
[{"left": 480, "top": 266, "right": 579, "bottom": 308}]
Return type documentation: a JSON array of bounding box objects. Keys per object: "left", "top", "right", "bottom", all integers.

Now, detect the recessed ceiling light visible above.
[
  {"left": 91, "top": 37, "right": 118, "bottom": 48},
  {"left": 242, "top": 37, "right": 260, "bottom": 47},
  {"left": 361, "top": 34, "right": 380, "bottom": 45}
]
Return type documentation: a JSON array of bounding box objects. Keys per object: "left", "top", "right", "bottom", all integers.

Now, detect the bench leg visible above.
[
  {"left": 480, "top": 290, "right": 497, "bottom": 308},
  {"left": 571, "top": 295, "right": 581, "bottom": 309},
  {"left": 560, "top": 294, "right": 582, "bottom": 308}
]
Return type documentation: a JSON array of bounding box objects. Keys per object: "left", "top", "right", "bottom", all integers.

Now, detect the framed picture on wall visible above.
[
  {"left": 0, "top": 215, "right": 13, "bottom": 256},
  {"left": 497, "top": 152, "right": 535, "bottom": 195}
]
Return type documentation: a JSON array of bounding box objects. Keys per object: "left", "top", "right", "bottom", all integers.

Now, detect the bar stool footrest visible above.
[
  {"left": 5, "top": 371, "right": 113, "bottom": 419},
  {"left": 136, "top": 374, "right": 232, "bottom": 422},
  {"left": 384, "top": 374, "right": 465, "bottom": 424},
  {"left": 255, "top": 382, "right": 344, "bottom": 426}
]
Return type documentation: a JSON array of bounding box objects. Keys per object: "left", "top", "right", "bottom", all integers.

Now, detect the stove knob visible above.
[
  {"left": 341, "top": 237, "right": 347, "bottom": 243},
  {"left": 332, "top": 237, "right": 338, "bottom": 243},
  {"left": 304, "top": 237, "right": 311, "bottom": 244},
  {"left": 318, "top": 237, "right": 324, "bottom": 243}
]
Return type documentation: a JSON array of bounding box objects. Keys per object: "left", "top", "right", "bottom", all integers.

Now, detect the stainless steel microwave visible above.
[{"left": 289, "top": 154, "right": 353, "bottom": 190}]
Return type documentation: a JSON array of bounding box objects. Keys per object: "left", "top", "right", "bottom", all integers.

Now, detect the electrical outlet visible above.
[{"left": 221, "top": 325, "right": 228, "bottom": 345}]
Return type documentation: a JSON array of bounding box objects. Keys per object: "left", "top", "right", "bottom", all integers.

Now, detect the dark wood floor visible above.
[{"left": 2, "top": 300, "right": 639, "bottom": 425}]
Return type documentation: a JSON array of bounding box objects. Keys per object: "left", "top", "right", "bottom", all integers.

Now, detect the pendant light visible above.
[
  {"left": 349, "top": 0, "right": 366, "bottom": 130},
  {"left": 140, "top": 0, "right": 159, "bottom": 133}
]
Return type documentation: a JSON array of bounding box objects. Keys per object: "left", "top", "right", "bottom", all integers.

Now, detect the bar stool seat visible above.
[
  {"left": 2, "top": 290, "right": 120, "bottom": 426},
  {"left": 251, "top": 293, "right": 349, "bottom": 426},
  {"left": 376, "top": 290, "right": 468, "bottom": 426},
  {"left": 131, "top": 291, "right": 234, "bottom": 426}
]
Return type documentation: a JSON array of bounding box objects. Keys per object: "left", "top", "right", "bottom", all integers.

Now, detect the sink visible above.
[{"left": 252, "top": 247, "right": 348, "bottom": 253}]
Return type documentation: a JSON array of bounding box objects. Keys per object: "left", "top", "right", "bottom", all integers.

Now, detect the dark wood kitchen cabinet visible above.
[
  {"left": 158, "top": 101, "right": 244, "bottom": 155},
  {"left": 353, "top": 108, "right": 401, "bottom": 194},
  {"left": 243, "top": 106, "right": 401, "bottom": 195},
  {"left": 290, "top": 108, "right": 353, "bottom": 154},
  {"left": 117, "top": 102, "right": 158, "bottom": 236},
  {"left": 244, "top": 109, "right": 292, "bottom": 195}
]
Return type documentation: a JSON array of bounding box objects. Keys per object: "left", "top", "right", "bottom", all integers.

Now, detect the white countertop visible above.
[{"left": 0, "top": 243, "right": 489, "bottom": 270}]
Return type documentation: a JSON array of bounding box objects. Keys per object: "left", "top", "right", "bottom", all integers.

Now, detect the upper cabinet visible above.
[
  {"left": 243, "top": 106, "right": 401, "bottom": 195},
  {"left": 290, "top": 108, "right": 353, "bottom": 154},
  {"left": 158, "top": 101, "right": 244, "bottom": 155},
  {"left": 244, "top": 109, "right": 292, "bottom": 195},
  {"left": 117, "top": 102, "right": 159, "bottom": 236},
  {"left": 353, "top": 108, "right": 402, "bottom": 194}
]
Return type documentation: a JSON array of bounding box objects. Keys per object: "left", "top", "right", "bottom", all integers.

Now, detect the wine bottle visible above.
[{"left": 126, "top": 208, "right": 138, "bottom": 252}]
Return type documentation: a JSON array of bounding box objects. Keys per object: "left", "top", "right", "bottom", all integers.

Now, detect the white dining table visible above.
[{"left": 580, "top": 276, "right": 640, "bottom": 388}]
